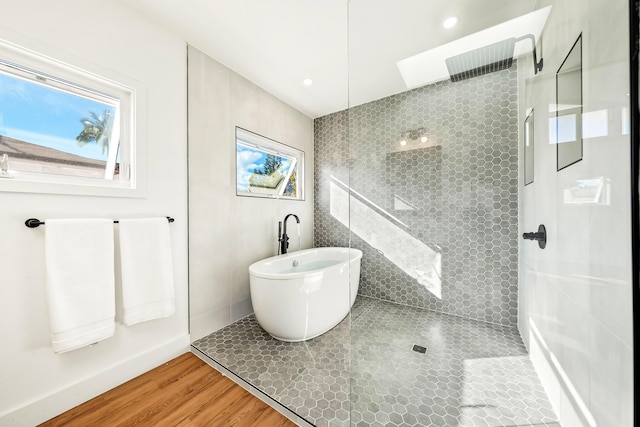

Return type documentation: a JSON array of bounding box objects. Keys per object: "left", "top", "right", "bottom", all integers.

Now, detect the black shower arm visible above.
[{"left": 516, "top": 34, "right": 544, "bottom": 74}]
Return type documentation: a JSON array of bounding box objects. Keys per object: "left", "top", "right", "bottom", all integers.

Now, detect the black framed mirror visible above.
[{"left": 556, "top": 34, "right": 583, "bottom": 171}]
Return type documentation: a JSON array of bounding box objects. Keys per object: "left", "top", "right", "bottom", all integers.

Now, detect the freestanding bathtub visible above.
[{"left": 249, "top": 247, "right": 362, "bottom": 342}]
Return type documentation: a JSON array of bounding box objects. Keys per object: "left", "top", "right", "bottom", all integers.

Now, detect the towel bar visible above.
[{"left": 25, "top": 217, "right": 175, "bottom": 228}]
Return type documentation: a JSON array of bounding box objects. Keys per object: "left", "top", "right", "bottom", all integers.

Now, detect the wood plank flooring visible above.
[{"left": 40, "top": 352, "right": 297, "bottom": 427}]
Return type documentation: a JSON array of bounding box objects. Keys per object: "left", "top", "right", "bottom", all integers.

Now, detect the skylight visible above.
[{"left": 397, "top": 6, "right": 552, "bottom": 88}]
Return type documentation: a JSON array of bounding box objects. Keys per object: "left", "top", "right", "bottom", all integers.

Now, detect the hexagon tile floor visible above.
[{"left": 192, "top": 296, "right": 560, "bottom": 427}]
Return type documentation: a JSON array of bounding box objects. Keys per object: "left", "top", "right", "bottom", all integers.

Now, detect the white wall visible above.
[
  {"left": 187, "top": 46, "right": 314, "bottom": 341},
  {"left": 518, "top": 0, "right": 633, "bottom": 426},
  {"left": 0, "top": 1, "right": 189, "bottom": 425}
]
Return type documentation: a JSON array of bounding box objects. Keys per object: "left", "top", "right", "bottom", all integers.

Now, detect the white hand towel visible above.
[
  {"left": 45, "top": 219, "right": 115, "bottom": 354},
  {"left": 118, "top": 218, "right": 175, "bottom": 326}
]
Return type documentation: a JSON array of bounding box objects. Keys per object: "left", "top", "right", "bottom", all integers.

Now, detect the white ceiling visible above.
[{"left": 119, "top": 0, "right": 540, "bottom": 119}]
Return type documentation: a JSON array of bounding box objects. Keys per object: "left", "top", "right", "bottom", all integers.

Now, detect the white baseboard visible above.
[{"left": 0, "top": 334, "right": 190, "bottom": 427}]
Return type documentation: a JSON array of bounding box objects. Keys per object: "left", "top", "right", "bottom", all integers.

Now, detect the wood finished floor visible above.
[{"left": 39, "top": 352, "right": 297, "bottom": 427}]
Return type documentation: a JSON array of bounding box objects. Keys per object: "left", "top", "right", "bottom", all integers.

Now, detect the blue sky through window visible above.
[
  {"left": 0, "top": 72, "right": 115, "bottom": 161},
  {"left": 236, "top": 144, "right": 291, "bottom": 190}
]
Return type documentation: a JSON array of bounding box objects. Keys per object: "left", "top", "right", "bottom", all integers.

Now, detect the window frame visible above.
[
  {"left": 0, "top": 37, "right": 145, "bottom": 198},
  {"left": 235, "top": 127, "right": 305, "bottom": 201}
]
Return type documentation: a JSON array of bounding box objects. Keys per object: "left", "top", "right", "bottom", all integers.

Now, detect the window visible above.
[
  {"left": 236, "top": 127, "right": 304, "bottom": 200},
  {"left": 0, "top": 39, "right": 138, "bottom": 194}
]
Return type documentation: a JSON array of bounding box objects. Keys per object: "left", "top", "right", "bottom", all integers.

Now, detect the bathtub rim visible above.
[{"left": 249, "top": 247, "right": 362, "bottom": 280}]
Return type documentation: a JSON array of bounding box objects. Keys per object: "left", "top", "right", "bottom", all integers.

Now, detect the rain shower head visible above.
[
  {"left": 445, "top": 34, "right": 543, "bottom": 82},
  {"left": 445, "top": 38, "right": 516, "bottom": 82}
]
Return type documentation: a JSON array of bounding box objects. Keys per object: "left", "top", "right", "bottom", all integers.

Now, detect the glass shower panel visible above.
[{"left": 339, "top": 0, "right": 633, "bottom": 426}]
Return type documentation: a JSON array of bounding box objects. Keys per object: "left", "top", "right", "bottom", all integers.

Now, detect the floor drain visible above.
[{"left": 412, "top": 344, "right": 426, "bottom": 354}]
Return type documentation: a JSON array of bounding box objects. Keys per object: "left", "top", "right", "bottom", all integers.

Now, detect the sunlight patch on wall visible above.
[{"left": 329, "top": 176, "right": 442, "bottom": 299}]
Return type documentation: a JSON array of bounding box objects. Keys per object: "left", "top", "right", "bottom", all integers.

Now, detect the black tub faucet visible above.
[{"left": 279, "top": 214, "right": 300, "bottom": 254}]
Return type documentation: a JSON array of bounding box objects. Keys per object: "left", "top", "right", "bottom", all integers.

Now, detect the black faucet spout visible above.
[
  {"left": 284, "top": 213, "right": 300, "bottom": 225},
  {"left": 279, "top": 214, "right": 300, "bottom": 254}
]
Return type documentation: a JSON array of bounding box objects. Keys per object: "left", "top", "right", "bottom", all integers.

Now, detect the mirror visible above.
[
  {"left": 556, "top": 34, "right": 583, "bottom": 171},
  {"left": 235, "top": 127, "right": 304, "bottom": 200}
]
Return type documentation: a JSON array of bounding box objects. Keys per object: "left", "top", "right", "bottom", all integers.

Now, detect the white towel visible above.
[
  {"left": 45, "top": 219, "right": 115, "bottom": 354},
  {"left": 118, "top": 218, "right": 175, "bottom": 326}
]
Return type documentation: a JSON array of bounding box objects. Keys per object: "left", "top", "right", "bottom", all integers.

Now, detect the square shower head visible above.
[{"left": 445, "top": 37, "right": 516, "bottom": 82}]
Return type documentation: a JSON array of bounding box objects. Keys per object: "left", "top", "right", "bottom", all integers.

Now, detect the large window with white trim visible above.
[{"left": 0, "top": 40, "right": 136, "bottom": 192}]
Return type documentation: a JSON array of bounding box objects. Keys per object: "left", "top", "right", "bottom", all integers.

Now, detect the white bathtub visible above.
[{"left": 248, "top": 247, "right": 363, "bottom": 342}]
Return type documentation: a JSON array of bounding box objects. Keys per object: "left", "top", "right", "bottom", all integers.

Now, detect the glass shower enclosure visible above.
[{"left": 317, "top": 0, "right": 634, "bottom": 425}]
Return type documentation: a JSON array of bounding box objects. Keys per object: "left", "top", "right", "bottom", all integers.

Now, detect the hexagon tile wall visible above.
[{"left": 314, "top": 66, "right": 519, "bottom": 327}]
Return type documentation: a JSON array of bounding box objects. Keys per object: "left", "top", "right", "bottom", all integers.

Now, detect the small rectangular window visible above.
[
  {"left": 0, "top": 39, "right": 136, "bottom": 193},
  {"left": 236, "top": 127, "right": 304, "bottom": 200}
]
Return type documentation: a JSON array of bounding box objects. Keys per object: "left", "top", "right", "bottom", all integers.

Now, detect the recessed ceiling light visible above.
[
  {"left": 443, "top": 16, "right": 459, "bottom": 29},
  {"left": 303, "top": 78, "right": 313, "bottom": 86}
]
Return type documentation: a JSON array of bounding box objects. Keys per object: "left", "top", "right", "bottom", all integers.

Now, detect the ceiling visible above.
[{"left": 119, "top": 0, "right": 541, "bottom": 119}]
